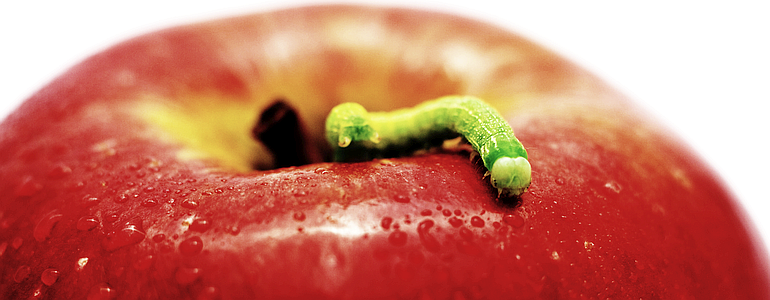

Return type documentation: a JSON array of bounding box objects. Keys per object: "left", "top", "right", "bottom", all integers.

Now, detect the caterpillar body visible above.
[{"left": 325, "top": 96, "right": 531, "bottom": 197}]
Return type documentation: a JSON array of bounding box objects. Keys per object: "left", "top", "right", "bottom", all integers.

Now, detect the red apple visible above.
[{"left": 0, "top": 5, "right": 767, "bottom": 299}]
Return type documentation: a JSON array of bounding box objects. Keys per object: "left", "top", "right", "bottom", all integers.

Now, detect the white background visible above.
[{"left": 2, "top": 1, "right": 768, "bottom": 257}]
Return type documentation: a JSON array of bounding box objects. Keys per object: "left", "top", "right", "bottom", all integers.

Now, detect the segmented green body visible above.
[{"left": 325, "top": 96, "right": 531, "bottom": 197}]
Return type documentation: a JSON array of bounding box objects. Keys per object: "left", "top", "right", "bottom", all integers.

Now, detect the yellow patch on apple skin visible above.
[{"left": 132, "top": 95, "right": 274, "bottom": 172}]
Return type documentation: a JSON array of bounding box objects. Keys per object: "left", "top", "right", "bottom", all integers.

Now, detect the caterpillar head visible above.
[
  {"left": 326, "top": 103, "right": 381, "bottom": 148},
  {"left": 336, "top": 123, "right": 380, "bottom": 147},
  {"left": 490, "top": 156, "right": 532, "bottom": 197}
]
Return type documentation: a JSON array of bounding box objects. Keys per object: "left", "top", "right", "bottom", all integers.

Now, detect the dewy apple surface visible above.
[
  {"left": 0, "top": 3, "right": 768, "bottom": 299},
  {"left": 1, "top": 0, "right": 768, "bottom": 263}
]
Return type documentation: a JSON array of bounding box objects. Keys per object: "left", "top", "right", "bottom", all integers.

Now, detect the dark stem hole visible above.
[{"left": 252, "top": 100, "right": 320, "bottom": 169}]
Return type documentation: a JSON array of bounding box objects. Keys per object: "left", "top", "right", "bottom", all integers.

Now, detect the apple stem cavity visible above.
[
  {"left": 253, "top": 100, "right": 323, "bottom": 168},
  {"left": 325, "top": 96, "right": 531, "bottom": 197}
]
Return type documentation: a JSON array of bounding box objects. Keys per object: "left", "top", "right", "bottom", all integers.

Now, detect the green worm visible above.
[{"left": 325, "top": 96, "right": 531, "bottom": 197}]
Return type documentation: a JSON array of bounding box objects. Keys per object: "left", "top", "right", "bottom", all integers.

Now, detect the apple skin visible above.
[{"left": 0, "top": 5, "right": 768, "bottom": 299}]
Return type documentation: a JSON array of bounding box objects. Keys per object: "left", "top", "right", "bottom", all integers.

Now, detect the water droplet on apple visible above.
[
  {"left": 104, "top": 213, "right": 119, "bottom": 223},
  {"left": 228, "top": 225, "right": 241, "bottom": 235},
  {"left": 48, "top": 164, "right": 72, "bottom": 179},
  {"left": 70, "top": 181, "right": 87, "bottom": 191},
  {"left": 40, "top": 268, "right": 60, "bottom": 286},
  {"left": 29, "top": 283, "right": 45, "bottom": 299},
  {"left": 158, "top": 241, "right": 174, "bottom": 253},
  {"left": 134, "top": 255, "right": 154, "bottom": 270},
  {"left": 447, "top": 217, "right": 463, "bottom": 228},
  {"left": 393, "top": 194, "right": 410, "bottom": 203},
  {"left": 102, "top": 221, "right": 146, "bottom": 252},
  {"left": 496, "top": 225, "right": 510, "bottom": 237},
  {"left": 189, "top": 218, "right": 212, "bottom": 232},
  {"left": 15, "top": 176, "right": 42, "bottom": 197},
  {"left": 181, "top": 200, "right": 199, "bottom": 209},
  {"left": 175, "top": 267, "right": 202, "bottom": 285},
  {"left": 503, "top": 214, "right": 525, "bottom": 228},
  {"left": 381, "top": 217, "right": 393, "bottom": 230},
  {"left": 388, "top": 230, "right": 408, "bottom": 246},
  {"left": 197, "top": 286, "right": 220, "bottom": 300},
  {"left": 554, "top": 177, "right": 565, "bottom": 185},
  {"left": 81, "top": 195, "right": 100, "bottom": 208},
  {"left": 605, "top": 181, "right": 622, "bottom": 193},
  {"left": 141, "top": 198, "right": 159, "bottom": 207},
  {"left": 470, "top": 216, "right": 485, "bottom": 228},
  {"left": 14, "top": 265, "right": 31, "bottom": 283},
  {"left": 442, "top": 209, "right": 452, "bottom": 217},
  {"left": 314, "top": 167, "right": 329, "bottom": 174},
  {"left": 292, "top": 211, "right": 306, "bottom": 222},
  {"left": 33, "top": 210, "right": 63, "bottom": 242},
  {"left": 114, "top": 194, "right": 129, "bottom": 204},
  {"left": 634, "top": 259, "right": 646, "bottom": 270},
  {"left": 76, "top": 257, "right": 89, "bottom": 271},
  {"left": 420, "top": 209, "right": 433, "bottom": 216},
  {"left": 417, "top": 219, "right": 441, "bottom": 252},
  {"left": 11, "top": 236, "right": 24, "bottom": 249},
  {"left": 152, "top": 234, "right": 166, "bottom": 242},
  {"left": 457, "top": 227, "right": 481, "bottom": 255},
  {"left": 179, "top": 236, "right": 203, "bottom": 255},
  {"left": 77, "top": 217, "right": 99, "bottom": 231},
  {"left": 454, "top": 209, "right": 462, "bottom": 216},
  {"left": 0, "top": 242, "right": 7, "bottom": 257},
  {"left": 86, "top": 283, "right": 117, "bottom": 300}
]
